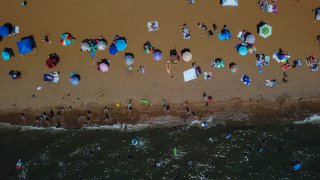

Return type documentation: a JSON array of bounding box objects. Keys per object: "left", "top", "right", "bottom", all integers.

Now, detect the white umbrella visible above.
[
  {"left": 97, "top": 41, "right": 107, "bottom": 50},
  {"left": 183, "top": 52, "right": 192, "bottom": 62},
  {"left": 99, "top": 63, "right": 109, "bottom": 72},
  {"left": 80, "top": 42, "right": 90, "bottom": 51}
]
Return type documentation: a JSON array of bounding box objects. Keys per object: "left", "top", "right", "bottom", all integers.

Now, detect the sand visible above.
[{"left": 0, "top": 0, "right": 320, "bottom": 127}]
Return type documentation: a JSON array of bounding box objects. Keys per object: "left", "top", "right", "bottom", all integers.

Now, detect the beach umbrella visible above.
[
  {"left": 246, "top": 34, "right": 255, "bottom": 44},
  {"left": 97, "top": 41, "right": 107, "bottom": 50},
  {"left": 247, "top": 45, "right": 257, "bottom": 54},
  {"left": 241, "top": 74, "right": 251, "bottom": 86},
  {"left": 182, "top": 51, "right": 192, "bottom": 62},
  {"left": 144, "top": 43, "right": 152, "bottom": 53},
  {"left": 80, "top": 42, "right": 90, "bottom": 51},
  {"left": 60, "top": 33, "right": 75, "bottom": 46},
  {"left": 69, "top": 72, "right": 80, "bottom": 85},
  {"left": 99, "top": 63, "right": 109, "bottom": 72},
  {"left": 69, "top": 76, "right": 80, "bottom": 85},
  {"left": 115, "top": 39, "right": 127, "bottom": 51},
  {"left": 153, "top": 51, "right": 162, "bottom": 61},
  {"left": 212, "top": 58, "right": 225, "bottom": 69},
  {"left": 109, "top": 45, "right": 118, "bottom": 55},
  {"left": 2, "top": 51, "right": 10, "bottom": 61},
  {"left": 124, "top": 54, "right": 134, "bottom": 66},
  {"left": 259, "top": 24, "right": 272, "bottom": 38},
  {"left": 46, "top": 57, "right": 59, "bottom": 68},
  {"left": 229, "top": 63, "right": 238, "bottom": 73},
  {"left": 238, "top": 45, "right": 248, "bottom": 56}
]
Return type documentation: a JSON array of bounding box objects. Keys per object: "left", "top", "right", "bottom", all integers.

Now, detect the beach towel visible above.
[
  {"left": 43, "top": 72, "right": 59, "bottom": 83},
  {"left": 183, "top": 68, "right": 197, "bottom": 82},
  {"left": 265, "top": 80, "right": 278, "bottom": 88},
  {"left": 183, "top": 28, "right": 191, "bottom": 39},
  {"left": 147, "top": 21, "right": 159, "bottom": 32}
]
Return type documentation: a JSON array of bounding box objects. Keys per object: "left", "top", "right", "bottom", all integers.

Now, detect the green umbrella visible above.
[{"left": 259, "top": 24, "right": 272, "bottom": 38}]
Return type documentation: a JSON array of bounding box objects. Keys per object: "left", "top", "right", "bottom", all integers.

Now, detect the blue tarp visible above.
[
  {"left": 17, "top": 38, "right": 32, "bottom": 54},
  {"left": 0, "top": 26, "right": 10, "bottom": 36}
]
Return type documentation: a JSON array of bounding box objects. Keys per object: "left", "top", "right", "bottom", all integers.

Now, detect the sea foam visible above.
[{"left": 294, "top": 114, "right": 320, "bottom": 124}]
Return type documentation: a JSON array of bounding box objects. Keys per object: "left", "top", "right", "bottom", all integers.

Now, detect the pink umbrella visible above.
[{"left": 99, "top": 63, "right": 109, "bottom": 72}]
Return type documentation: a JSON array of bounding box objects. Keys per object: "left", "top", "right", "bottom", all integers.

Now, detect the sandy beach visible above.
[{"left": 0, "top": 0, "right": 320, "bottom": 128}]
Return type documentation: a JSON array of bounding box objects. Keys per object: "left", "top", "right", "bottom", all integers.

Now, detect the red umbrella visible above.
[{"left": 46, "top": 57, "right": 59, "bottom": 68}]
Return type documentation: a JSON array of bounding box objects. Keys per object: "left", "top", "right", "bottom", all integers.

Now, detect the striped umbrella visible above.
[
  {"left": 60, "top": 33, "right": 75, "bottom": 46},
  {"left": 229, "top": 63, "right": 238, "bottom": 73}
]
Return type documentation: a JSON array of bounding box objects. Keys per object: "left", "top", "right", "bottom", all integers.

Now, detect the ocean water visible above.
[{"left": 0, "top": 116, "right": 320, "bottom": 179}]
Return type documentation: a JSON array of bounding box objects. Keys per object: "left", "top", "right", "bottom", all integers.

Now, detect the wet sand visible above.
[{"left": 0, "top": 0, "right": 320, "bottom": 127}]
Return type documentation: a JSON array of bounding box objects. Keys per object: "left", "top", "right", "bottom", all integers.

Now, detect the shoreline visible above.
[{"left": 1, "top": 96, "right": 320, "bottom": 130}]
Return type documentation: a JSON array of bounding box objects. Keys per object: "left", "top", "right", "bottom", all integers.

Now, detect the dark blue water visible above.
[{"left": 0, "top": 121, "right": 320, "bottom": 179}]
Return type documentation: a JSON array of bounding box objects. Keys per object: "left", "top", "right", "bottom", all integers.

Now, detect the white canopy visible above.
[
  {"left": 183, "top": 68, "right": 197, "bottom": 82},
  {"left": 222, "top": 0, "right": 238, "bottom": 6}
]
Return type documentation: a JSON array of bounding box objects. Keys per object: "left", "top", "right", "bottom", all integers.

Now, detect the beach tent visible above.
[
  {"left": 17, "top": 38, "right": 32, "bottom": 54},
  {"left": 259, "top": 23, "right": 272, "bottom": 38},
  {"left": 153, "top": 51, "right": 162, "bottom": 61},
  {"left": 115, "top": 39, "right": 127, "bottom": 51},
  {"left": 109, "top": 45, "right": 118, "bottom": 55},
  {"left": 183, "top": 68, "right": 197, "bottom": 82},
  {"left": 221, "top": 0, "right": 238, "bottom": 6},
  {"left": 0, "top": 26, "right": 10, "bottom": 37}
]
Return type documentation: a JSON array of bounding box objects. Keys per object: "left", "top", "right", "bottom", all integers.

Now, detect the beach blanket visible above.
[
  {"left": 182, "top": 28, "right": 191, "bottom": 39},
  {"left": 265, "top": 80, "right": 278, "bottom": 88},
  {"left": 183, "top": 68, "right": 197, "bottom": 82},
  {"left": 43, "top": 71, "right": 59, "bottom": 83},
  {"left": 147, "top": 21, "right": 159, "bottom": 32},
  {"left": 273, "top": 51, "right": 290, "bottom": 63}
]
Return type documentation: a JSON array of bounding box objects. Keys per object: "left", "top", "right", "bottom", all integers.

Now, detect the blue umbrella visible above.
[
  {"left": 124, "top": 54, "right": 134, "bottom": 66},
  {"left": 17, "top": 38, "right": 33, "bottom": 54},
  {"left": 115, "top": 39, "right": 127, "bottom": 51},
  {"left": 69, "top": 76, "right": 80, "bottom": 85},
  {"left": 238, "top": 45, "right": 248, "bottom": 56},
  {"left": 2, "top": 51, "right": 10, "bottom": 61},
  {"left": 222, "top": 30, "right": 231, "bottom": 40},
  {"left": 109, "top": 45, "right": 118, "bottom": 55},
  {"left": 153, "top": 51, "right": 162, "bottom": 61}
]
